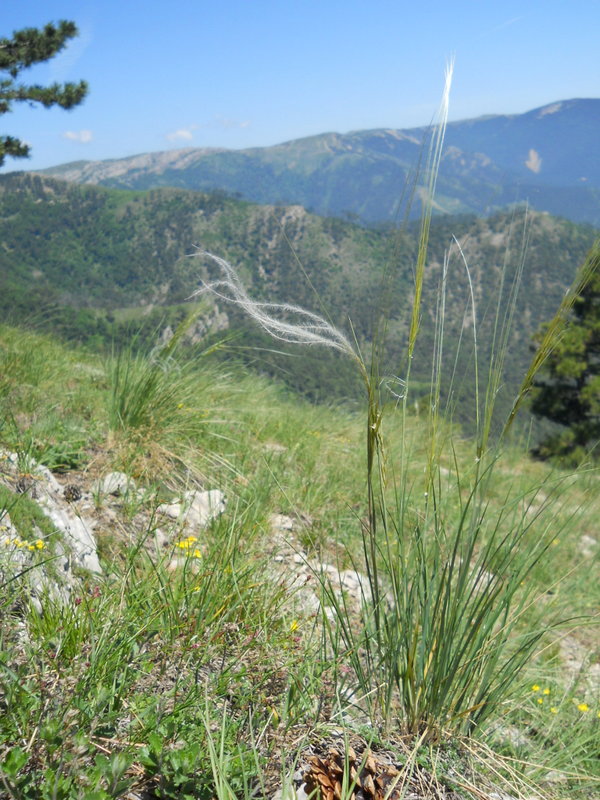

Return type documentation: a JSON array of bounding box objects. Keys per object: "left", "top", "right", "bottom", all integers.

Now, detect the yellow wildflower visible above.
[
  {"left": 186, "top": 535, "right": 198, "bottom": 543},
  {"left": 542, "top": 688, "right": 550, "bottom": 695},
  {"left": 290, "top": 619, "right": 299, "bottom": 633},
  {"left": 537, "top": 698, "right": 543, "bottom": 705},
  {"left": 36, "top": 540, "right": 44, "bottom": 549},
  {"left": 577, "top": 703, "right": 589, "bottom": 712},
  {"left": 28, "top": 544, "right": 35, "bottom": 551},
  {"left": 550, "top": 707, "right": 558, "bottom": 714},
  {"left": 531, "top": 685, "right": 540, "bottom": 692},
  {"left": 193, "top": 549, "right": 202, "bottom": 558}
]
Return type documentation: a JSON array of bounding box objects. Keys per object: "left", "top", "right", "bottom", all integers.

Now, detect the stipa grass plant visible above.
[
  {"left": 105, "top": 313, "right": 241, "bottom": 484},
  {"left": 332, "top": 220, "right": 598, "bottom": 744},
  {"left": 191, "top": 62, "right": 598, "bottom": 752},
  {"left": 106, "top": 315, "right": 201, "bottom": 435},
  {"left": 337, "top": 214, "right": 599, "bottom": 741}
]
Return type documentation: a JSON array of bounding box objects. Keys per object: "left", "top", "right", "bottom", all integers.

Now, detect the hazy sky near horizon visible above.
[{"left": 2, "top": 0, "right": 599, "bottom": 171}]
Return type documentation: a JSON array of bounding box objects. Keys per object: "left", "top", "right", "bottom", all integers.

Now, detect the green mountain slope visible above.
[
  {"left": 37, "top": 98, "right": 600, "bottom": 226},
  {"left": 1, "top": 172, "right": 597, "bottom": 426}
]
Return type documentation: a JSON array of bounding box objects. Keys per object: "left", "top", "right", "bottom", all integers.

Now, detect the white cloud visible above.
[
  {"left": 166, "top": 125, "right": 197, "bottom": 142},
  {"left": 63, "top": 129, "right": 93, "bottom": 143}
]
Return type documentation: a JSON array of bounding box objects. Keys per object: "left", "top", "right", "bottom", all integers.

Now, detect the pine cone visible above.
[
  {"left": 303, "top": 747, "right": 402, "bottom": 800},
  {"left": 63, "top": 484, "right": 82, "bottom": 502}
]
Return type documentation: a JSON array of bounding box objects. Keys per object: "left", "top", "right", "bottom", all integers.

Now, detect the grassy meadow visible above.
[{"left": 0, "top": 316, "right": 598, "bottom": 799}]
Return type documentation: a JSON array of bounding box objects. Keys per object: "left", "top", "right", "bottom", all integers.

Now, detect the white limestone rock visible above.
[
  {"left": 270, "top": 513, "right": 295, "bottom": 532},
  {"left": 0, "top": 450, "right": 102, "bottom": 612},
  {"left": 157, "top": 489, "right": 226, "bottom": 530},
  {"left": 93, "top": 471, "right": 136, "bottom": 497},
  {"left": 32, "top": 461, "right": 101, "bottom": 575}
]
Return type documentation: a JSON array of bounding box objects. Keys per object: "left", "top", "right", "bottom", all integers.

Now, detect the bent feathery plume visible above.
[{"left": 189, "top": 250, "right": 359, "bottom": 360}]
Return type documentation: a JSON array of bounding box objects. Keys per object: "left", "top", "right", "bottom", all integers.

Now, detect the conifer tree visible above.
[
  {"left": 0, "top": 20, "right": 88, "bottom": 166},
  {"left": 531, "top": 241, "right": 600, "bottom": 462}
]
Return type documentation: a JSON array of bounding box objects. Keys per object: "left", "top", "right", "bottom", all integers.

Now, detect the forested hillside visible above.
[{"left": 1, "top": 171, "right": 597, "bottom": 424}]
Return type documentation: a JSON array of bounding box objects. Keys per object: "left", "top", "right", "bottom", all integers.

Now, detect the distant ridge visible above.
[{"left": 36, "top": 98, "right": 600, "bottom": 225}]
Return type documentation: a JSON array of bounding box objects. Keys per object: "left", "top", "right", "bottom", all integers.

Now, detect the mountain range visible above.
[{"left": 38, "top": 98, "right": 600, "bottom": 226}]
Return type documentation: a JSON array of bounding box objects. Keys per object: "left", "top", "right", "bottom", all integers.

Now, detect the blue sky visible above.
[{"left": 2, "top": 0, "right": 599, "bottom": 171}]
